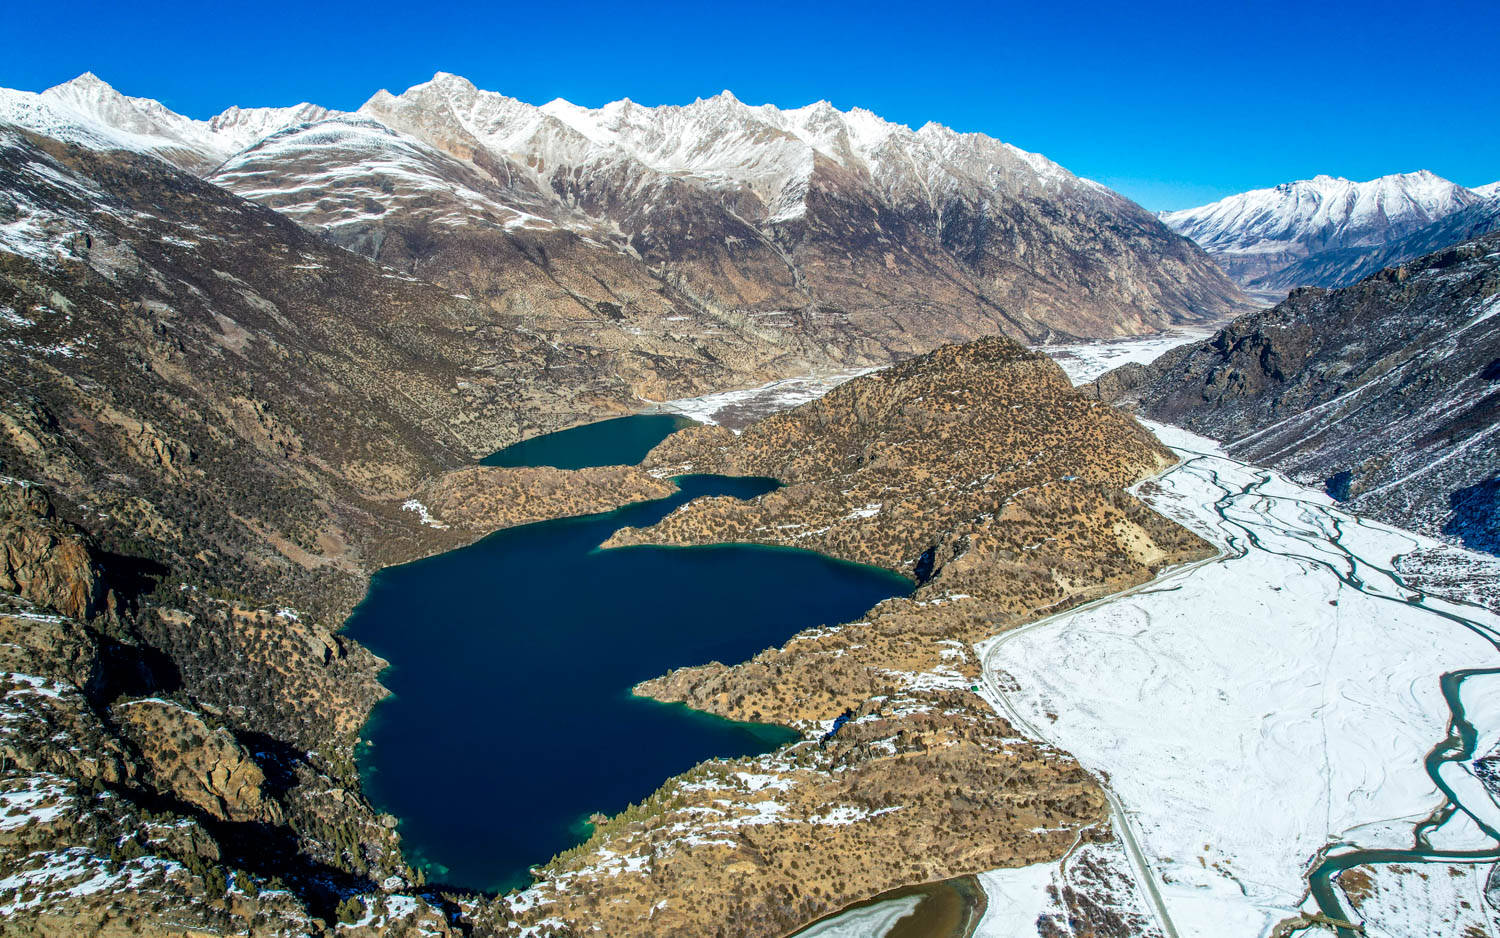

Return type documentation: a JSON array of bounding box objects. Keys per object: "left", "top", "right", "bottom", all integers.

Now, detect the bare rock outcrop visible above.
[
  {"left": 0, "top": 482, "right": 105, "bottom": 621},
  {"left": 113, "top": 698, "right": 280, "bottom": 824}
]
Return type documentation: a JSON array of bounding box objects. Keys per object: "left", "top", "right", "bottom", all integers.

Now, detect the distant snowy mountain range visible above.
[
  {"left": 1162, "top": 171, "right": 1500, "bottom": 296},
  {"left": 0, "top": 72, "right": 1248, "bottom": 344}
]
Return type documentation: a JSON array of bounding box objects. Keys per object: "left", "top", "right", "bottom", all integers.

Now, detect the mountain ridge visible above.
[
  {"left": 1162, "top": 170, "right": 1497, "bottom": 295},
  {"left": 1, "top": 71, "right": 1250, "bottom": 347}
]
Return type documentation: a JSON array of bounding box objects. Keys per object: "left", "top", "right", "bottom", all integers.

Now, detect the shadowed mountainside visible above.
[{"left": 1088, "top": 231, "right": 1500, "bottom": 552}]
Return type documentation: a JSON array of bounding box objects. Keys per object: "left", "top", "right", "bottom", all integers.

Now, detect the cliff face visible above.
[
  {"left": 490, "top": 337, "right": 1213, "bottom": 938},
  {"left": 1090, "top": 231, "right": 1500, "bottom": 551},
  {"left": 0, "top": 481, "right": 105, "bottom": 620},
  {"left": 0, "top": 476, "right": 462, "bottom": 934}
]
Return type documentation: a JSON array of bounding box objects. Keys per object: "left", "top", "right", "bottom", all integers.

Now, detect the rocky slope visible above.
[
  {"left": 0, "top": 124, "right": 715, "bottom": 934},
  {"left": 484, "top": 337, "right": 1212, "bottom": 937},
  {"left": 1162, "top": 170, "right": 1492, "bottom": 296},
  {"left": 0, "top": 124, "right": 670, "bottom": 622},
  {"left": 1089, "top": 230, "right": 1500, "bottom": 553},
  {"left": 0, "top": 479, "right": 460, "bottom": 935},
  {"left": 210, "top": 117, "right": 897, "bottom": 403}
]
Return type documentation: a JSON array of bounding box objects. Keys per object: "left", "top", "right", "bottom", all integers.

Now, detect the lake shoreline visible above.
[{"left": 346, "top": 422, "right": 912, "bottom": 893}]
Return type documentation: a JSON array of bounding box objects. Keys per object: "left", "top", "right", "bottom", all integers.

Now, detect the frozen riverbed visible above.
[
  {"left": 1036, "top": 331, "right": 1210, "bottom": 385},
  {"left": 645, "top": 369, "right": 876, "bottom": 429},
  {"left": 976, "top": 423, "right": 1500, "bottom": 937}
]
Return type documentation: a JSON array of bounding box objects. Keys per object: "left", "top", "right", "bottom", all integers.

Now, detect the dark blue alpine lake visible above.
[
  {"left": 480, "top": 413, "right": 693, "bottom": 470},
  {"left": 348, "top": 417, "right": 910, "bottom": 893}
]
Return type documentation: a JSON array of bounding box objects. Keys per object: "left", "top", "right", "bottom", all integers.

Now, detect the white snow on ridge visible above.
[
  {"left": 1162, "top": 170, "right": 1480, "bottom": 259},
  {"left": 0, "top": 73, "right": 330, "bottom": 171},
  {"left": 979, "top": 421, "right": 1500, "bottom": 937},
  {"left": 2, "top": 71, "right": 1113, "bottom": 235}
]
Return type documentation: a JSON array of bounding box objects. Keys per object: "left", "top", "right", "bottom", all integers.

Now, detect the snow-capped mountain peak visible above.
[
  {"left": 1165, "top": 170, "right": 1479, "bottom": 256},
  {"left": 1162, "top": 170, "right": 1494, "bottom": 294},
  {"left": 0, "top": 72, "right": 336, "bottom": 173},
  {"left": 0, "top": 70, "right": 1249, "bottom": 338}
]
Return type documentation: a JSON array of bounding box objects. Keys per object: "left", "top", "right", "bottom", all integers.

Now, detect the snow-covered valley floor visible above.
[
  {"left": 973, "top": 422, "right": 1500, "bottom": 937},
  {"left": 1037, "top": 330, "right": 1210, "bottom": 385},
  {"left": 644, "top": 368, "right": 876, "bottom": 429}
]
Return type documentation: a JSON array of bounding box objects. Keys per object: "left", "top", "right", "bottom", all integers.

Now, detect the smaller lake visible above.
[
  {"left": 351, "top": 416, "right": 911, "bottom": 892},
  {"left": 481, "top": 414, "right": 692, "bottom": 469}
]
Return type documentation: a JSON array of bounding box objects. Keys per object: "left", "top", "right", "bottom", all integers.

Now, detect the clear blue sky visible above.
[{"left": 5, "top": 0, "right": 1496, "bottom": 211}]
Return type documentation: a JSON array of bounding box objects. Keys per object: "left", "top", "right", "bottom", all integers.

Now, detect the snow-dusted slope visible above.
[
  {"left": 1162, "top": 171, "right": 1484, "bottom": 293},
  {"left": 210, "top": 117, "right": 563, "bottom": 237},
  {"left": 0, "top": 73, "right": 329, "bottom": 173}
]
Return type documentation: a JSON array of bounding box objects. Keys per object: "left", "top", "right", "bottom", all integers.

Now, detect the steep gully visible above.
[{"left": 980, "top": 433, "right": 1500, "bottom": 937}]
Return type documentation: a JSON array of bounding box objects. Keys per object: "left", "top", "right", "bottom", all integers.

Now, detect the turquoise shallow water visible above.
[{"left": 349, "top": 417, "right": 910, "bottom": 893}]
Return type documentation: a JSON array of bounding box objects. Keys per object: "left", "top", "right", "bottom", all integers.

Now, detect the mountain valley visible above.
[
  {"left": 1089, "top": 231, "right": 1499, "bottom": 554},
  {"left": 0, "top": 60, "right": 1496, "bottom": 938}
]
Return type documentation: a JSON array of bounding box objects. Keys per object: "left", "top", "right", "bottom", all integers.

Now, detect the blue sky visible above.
[{"left": 5, "top": 0, "right": 1496, "bottom": 211}]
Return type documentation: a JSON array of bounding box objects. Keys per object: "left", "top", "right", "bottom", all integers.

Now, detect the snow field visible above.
[{"left": 975, "top": 422, "right": 1500, "bottom": 936}]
